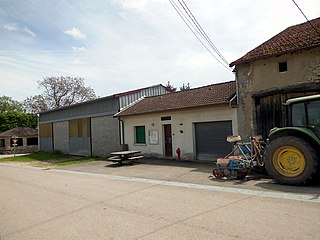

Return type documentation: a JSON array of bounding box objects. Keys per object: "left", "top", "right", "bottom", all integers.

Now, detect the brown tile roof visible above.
[
  {"left": 230, "top": 17, "right": 320, "bottom": 66},
  {"left": 0, "top": 127, "right": 38, "bottom": 138},
  {"left": 117, "top": 81, "right": 236, "bottom": 116}
]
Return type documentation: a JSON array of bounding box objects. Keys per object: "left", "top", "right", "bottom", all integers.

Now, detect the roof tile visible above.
[
  {"left": 0, "top": 127, "right": 38, "bottom": 138},
  {"left": 230, "top": 17, "right": 320, "bottom": 66},
  {"left": 117, "top": 81, "right": 236, "bottom": 116}
]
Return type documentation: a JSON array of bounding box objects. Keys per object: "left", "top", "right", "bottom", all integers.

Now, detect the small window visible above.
[
  {"left": 135, "top": 126, "right": 146, "bottom": 144},
  {"left": 161, "top": 116, "right": 171, "bottom": 121},
  {"left": 27, "top": 137, "right": 38, "bottom": 146},
  {"left": 0, "top": 139, "right": 4, "bottom": 147},
  {"left": 279, "top": 62, "right": 287, "bottom": 72},
  {"left": 10, "top": 138, "right": 23, "bottom": 147}
]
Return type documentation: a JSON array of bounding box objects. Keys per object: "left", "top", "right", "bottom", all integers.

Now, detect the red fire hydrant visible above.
[{"left": 176, "top": 147, "right": 181, "bottom": 161}]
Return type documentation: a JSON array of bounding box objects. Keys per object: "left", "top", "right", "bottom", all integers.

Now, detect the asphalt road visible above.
[{"left": 1, "top": 163, "right": 320, "bottom": 240}]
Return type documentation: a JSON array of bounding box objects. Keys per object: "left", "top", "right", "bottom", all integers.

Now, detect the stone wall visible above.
[{"left": 235, "top": 46, "right": 320, "bottom": 139}]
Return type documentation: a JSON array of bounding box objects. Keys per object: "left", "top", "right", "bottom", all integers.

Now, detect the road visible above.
[{"left": 1, "top": 164, "right": 320, "bottom": 240}]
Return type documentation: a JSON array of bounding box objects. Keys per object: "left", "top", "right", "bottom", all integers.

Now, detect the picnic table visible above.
[{"left": 107, "top": 150, "right": 144, "bottom": 165}]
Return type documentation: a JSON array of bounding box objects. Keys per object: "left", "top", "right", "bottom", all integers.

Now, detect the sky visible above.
[{"left": 0, "top": 0, "right": 319, "bottom": 102}]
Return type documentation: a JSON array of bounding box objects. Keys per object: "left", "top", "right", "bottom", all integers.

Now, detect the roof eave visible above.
[
  {"left": 117, "top": 102, "right": 231, "bottom": 117},
  {"left": 230, "top": 43, "right": 320, "bottom": 67}
]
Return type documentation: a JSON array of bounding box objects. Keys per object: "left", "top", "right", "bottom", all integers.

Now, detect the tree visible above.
[
  {"left": 23, "top": 76, "right": 97, "bottom": 113},
  {"left": 165, "top": 81, "right": 177, "bottom": 92},
  {"left": 0, "top": 111, "right": 37, "bottom": 132},
  {"left": 0, "top": 95, "right": 24, "bottom": 113},
  {"left": 180, "top": 83, "right": 191, "bottom": 91}
]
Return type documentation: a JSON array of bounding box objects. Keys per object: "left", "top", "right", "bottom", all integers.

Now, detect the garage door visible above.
[{"left": 195, "top": 121, "right": 232, "bottom": 161}]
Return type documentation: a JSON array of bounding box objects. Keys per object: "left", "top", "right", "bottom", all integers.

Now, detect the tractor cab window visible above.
[
  {"left": 291, "top": 103, "right": 306, "bottom": 127},
  {"left": 306, "top": 100, "right": 320, "bottom": 127}
]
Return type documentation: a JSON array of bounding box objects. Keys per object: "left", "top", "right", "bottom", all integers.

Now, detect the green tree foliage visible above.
[
  {"left": 0, "top": 111, "right": 37, "bottom": 132},
  {"left": 23, "top": 76, "right": 97, "bottom": 113},
  {"left": 0, "top": 95, "right": 24, "bottom": 113},
  {"left": 0, "top": 95, "right": 37, "bottom": 133}
]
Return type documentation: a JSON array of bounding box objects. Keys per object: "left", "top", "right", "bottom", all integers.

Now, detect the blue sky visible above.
[{"left": 1, "top": 0, "right": 319, "bottom": 101}]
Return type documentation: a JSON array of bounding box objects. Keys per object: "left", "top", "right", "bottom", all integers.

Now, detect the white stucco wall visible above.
[{"left": 121, "top": 105, "right": 238, "bottom": 160}]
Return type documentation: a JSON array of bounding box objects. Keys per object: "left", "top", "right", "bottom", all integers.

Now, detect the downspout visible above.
[{"left": 119, "top": 117, "right": 125, "bottom": 146}]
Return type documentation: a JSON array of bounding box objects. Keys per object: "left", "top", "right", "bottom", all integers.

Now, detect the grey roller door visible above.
[{"left": 195, "top": 121, "right": 232, "bottom": 161}]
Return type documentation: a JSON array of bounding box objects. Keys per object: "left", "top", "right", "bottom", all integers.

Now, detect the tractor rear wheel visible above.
[{"left": 265, "top": 136, "right": 319, "bottom": 185}]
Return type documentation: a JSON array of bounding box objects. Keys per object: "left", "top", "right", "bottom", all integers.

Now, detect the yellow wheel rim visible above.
[{"left": 273, "top": 146, "right": 305, "bottom": 177}]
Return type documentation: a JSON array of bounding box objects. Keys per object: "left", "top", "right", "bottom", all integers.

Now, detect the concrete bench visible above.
[{"left": 127, "top": 155, "right": 144, "bottom": 160}]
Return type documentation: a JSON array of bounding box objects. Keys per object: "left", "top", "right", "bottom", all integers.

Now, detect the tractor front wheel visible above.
[{"left": 265, "top": 136, "right": 319, "bottom": 185}]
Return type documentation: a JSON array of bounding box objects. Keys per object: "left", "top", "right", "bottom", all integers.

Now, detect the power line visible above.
[
  {"left": 169, "top": 0, "right": 231, "bottom": 71},
  {"left": 291, "top": 0, "right": 320, "bottom": 36},
  {"left": 178, "top": 0, "right": 229, "bottom": 66}
]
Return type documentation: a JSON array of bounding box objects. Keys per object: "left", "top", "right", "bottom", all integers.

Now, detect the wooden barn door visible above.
[{"left": 255, "top": 92, "right": 319, "bottom": 138}]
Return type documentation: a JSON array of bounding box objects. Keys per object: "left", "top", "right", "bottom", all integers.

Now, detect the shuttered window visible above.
[
  {"left": 69, "top": 118, "right": 90, "bottom": 137},
  {"left": 135, "top": 126, "right": 146, "bottom": 144},
  {"left": 39, "top": 123, "right": 52, "bottom": 137}
]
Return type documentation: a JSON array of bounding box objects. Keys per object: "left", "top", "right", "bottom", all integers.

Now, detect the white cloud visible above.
[
  {"left": 3, "top": 23, "right": 18, "bottom": 31},
  {"left": 70, "top": 59, "right": 85, "bottom": 65},
  {"left": 64, "top": 27, "right": 86, "bottom": 39},
  {"left": 72, "top": 46, "right": 86, "bottom": 52},
  {"left": 3, "top": 23, "right": 36, "bottom": 37},
  {"left": 23, "top": 26, "right": 36, "bottom": 37}
]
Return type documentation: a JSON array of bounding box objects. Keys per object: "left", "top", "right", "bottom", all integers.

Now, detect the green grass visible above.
[{"left": 0, "top": 151, "right": 102, "bottom": 166}]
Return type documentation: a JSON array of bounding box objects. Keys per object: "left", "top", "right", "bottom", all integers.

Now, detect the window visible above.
[
  {"left": 27, "top": 137, "right": 38, "bottom": 146},
  {"left": 135, "top": 126, "right": 146, "bottom": 144},
  {"left": 306, "top": 100, "right": 320, "bottom": 127},
  {"left": 10, "top": 138, "right": 23, "bottom": 147},
  {"left": 39, "top": 123, "right": 52, "bottom": 137},
  {"left": 291, "top": 103, "right": 306, "bottom": 126},
  {"left": 161, "top": 116, "right": 171, "bottom": 121},
  {"left": 278, "top": 62, "right": 287, "bottom": 72},
  {"left": 69, "top": 118, "right": 90, "bottom": 138}
]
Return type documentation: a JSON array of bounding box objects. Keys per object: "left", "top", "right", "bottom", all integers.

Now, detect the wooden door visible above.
[{"left": 164, "top": 124, "right": 172, "bottom": 157}]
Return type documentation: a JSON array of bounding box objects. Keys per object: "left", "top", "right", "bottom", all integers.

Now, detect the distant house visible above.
[
  {"left": 116, "top": 81, "right": 237, "bottom": 161},
  {"left": 230, "top": 17, "right": 320, "bottom": 139},
  {"left": 38, "top": 84, "right": 171, "bottom": 157},
  {"left": 0, "top": 127, "right": 38, "bottom": 154}
]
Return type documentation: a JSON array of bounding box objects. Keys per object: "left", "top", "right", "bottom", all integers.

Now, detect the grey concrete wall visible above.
[
  {"left": 91, "top": 115, "right": 121, "bottom": 157},
  {"left": 40, "top": 138, "right": 53, "bottom": 152},
  {"left": 235, "top": 46, "right": 320, "bottom": 139},
  {"left": 69, "top": 138, "right": 91, "bottom": 156},
  {"left": 53, "top": 121, "right": 69, "bottom": 153}
]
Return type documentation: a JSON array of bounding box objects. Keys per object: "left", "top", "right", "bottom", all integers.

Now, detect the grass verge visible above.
[{"left": 0, "top": 151, "right": 102, "bottom": 167}]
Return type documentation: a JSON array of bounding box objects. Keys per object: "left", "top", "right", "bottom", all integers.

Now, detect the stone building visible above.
[
  {"left": 230, "top": 17, "right": 320, "bottom": 139},
  {"left": 0, "top": 127, "right": 38, "bottom": 154}
]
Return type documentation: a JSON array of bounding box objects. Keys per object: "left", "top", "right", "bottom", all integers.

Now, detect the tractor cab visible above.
[{"left": 287, "top": 94, "right": 320, "bottom": 138}]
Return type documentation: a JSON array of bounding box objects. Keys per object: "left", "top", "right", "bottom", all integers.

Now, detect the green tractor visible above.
[{"left": 265, "top": 94, "right": 320, "bottom": 185}]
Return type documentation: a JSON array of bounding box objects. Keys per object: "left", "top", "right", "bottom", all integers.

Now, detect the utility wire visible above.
[
  {"left": 169, "top": 0, "right": 231, "bottom": 71},
  {"left": 169, "top": 0, "right": 230, "bottom": 71},
  {"left": 178, "top": 0, "right": 229, "bottom": 66},
  {"left": 291, "top": 0, "right": 320, "bottom": 36}
]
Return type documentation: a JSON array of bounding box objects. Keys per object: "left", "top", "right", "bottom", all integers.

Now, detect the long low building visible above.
[{"left": 38, "top": 84, "right": 170, "bottom": 157}]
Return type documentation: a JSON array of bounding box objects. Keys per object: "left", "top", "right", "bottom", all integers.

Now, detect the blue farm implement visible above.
[{"left": 211, "top": 135, "right": 265, "bottom": 180}]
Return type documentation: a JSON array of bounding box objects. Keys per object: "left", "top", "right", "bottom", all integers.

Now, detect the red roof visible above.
[
  {"left": 0, "top": 127, "right": 38, "bottom": 138},
  {"left": 117, "top": 81, "right": 236, "bottom": 116},
  {"left": 230, "top": 17, "right": 320, "bottom": 66}
]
